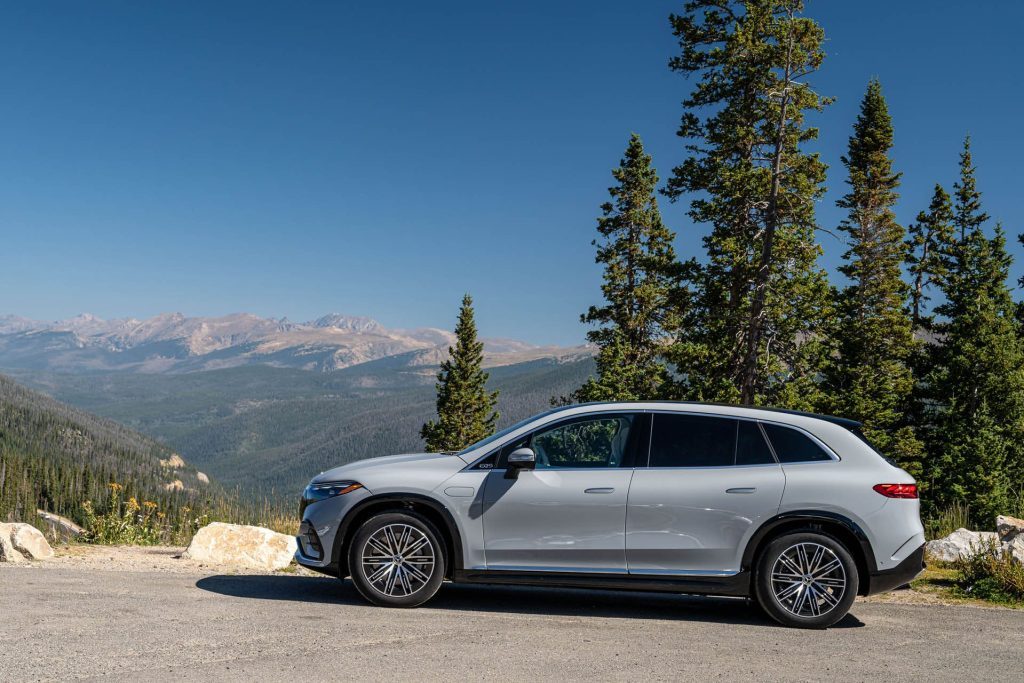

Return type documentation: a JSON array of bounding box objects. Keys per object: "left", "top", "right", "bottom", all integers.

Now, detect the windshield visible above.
[{"left": 456, "top": 407, "right": 566, "bottom": 456}]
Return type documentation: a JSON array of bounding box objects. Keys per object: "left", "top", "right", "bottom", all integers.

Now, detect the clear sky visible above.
[{"left": 2, "top": 1, "right": 1021, "bottom": 345}]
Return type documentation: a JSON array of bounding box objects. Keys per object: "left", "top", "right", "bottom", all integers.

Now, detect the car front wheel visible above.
[
  {"left": 754, "top": 531, "right": 859, "bottom": 629},
  {"left": 348, "top": 511, "right": 445, "bottom": 608}
]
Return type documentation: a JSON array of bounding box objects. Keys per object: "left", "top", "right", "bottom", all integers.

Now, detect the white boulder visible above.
[
  {"left": 0, "top": 522, "right": 53, "bottom": 562},
  {"left": 925, "top": 528, "right": 997, "bottom": 562},
  {"left": 0, "top": 529, "right": 26, "bottom": 563},
  {"left": 1000, "top": 534, "right": 1024, "bottom": 565},
  {"left": 183, "top": 522, "right": 297, "bottom": 571},
  {"left": 10, "top": 523, "right": 54, "bottom": 559},
  {"left": 995, "top": 515, "right": 1024, "bottom": 543}
]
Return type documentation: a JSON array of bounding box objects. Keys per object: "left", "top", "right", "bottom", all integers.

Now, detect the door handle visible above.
[
  {"left": 584, "top": 487, "right": 615, "bottom": 494},
  {"left": 726, "top": 487, "right": 757, "bottom": 494}
]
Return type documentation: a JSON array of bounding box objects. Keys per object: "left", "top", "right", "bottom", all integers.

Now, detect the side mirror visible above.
[{"left": 504, "top": 447, "right": 536, "bottom": 480}]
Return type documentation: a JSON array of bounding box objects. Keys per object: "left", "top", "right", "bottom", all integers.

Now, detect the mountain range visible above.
[
  {"left": 0, "top": 312, "right": 589, "bottom": 374},
  {"left": 1, "top": 311, "right": 596, "bottom": 494}
]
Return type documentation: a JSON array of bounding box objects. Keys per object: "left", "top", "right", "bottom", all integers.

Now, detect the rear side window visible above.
[
  {"left": 761, "top": 423, "right": 834, "bottom": 463},
  {"left": 649, "top": 414, "right": 775, "bottom": 467}
]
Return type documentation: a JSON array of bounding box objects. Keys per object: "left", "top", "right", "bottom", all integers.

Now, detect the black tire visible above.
[
  {"left": 754, "top": 531, "right": 859, "bottom": 629},
  {"left": 348, "top": 511, "right": 446, "bottom": 608}
]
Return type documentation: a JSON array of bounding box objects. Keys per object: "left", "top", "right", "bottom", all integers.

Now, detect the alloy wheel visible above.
[
  {"left": 360, "top": 523, "right": 436, "bottom": 597},
  {"left": 770, "top": 541, "right": 847, "bottom": 618}
]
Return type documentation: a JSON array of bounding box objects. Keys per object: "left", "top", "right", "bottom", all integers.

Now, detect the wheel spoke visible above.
[
  {"left": 367, "top": 562, "right": 394, "bottom": 584},
  {"left": 812, "top": 559, "right": 841, "bottom": 579},
  {"left": 367, "top": 537, "right": 391, "bottom": 557}
]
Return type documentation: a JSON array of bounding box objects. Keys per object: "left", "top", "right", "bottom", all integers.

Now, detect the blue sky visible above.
[{"left": 2, "top": 1, "right": 1021, "bottom": 346}]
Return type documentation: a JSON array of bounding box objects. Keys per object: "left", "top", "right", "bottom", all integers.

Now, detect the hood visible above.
[{"left": 311, "top": 452, "right": 467, "bottom": 486}]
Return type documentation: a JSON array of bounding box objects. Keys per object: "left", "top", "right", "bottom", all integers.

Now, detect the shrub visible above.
[
  {"left": 81, "top": 482, "right": 207, "bottom": 545},
  {"left": 952, "top": 539, "right": 1024, "bottom": 604}
]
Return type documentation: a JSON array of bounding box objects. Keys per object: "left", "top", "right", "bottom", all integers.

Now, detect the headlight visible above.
[{"left": 299, "top": 481, "right": 363, "bottom": 517}]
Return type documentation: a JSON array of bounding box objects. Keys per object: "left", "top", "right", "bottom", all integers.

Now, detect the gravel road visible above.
[{"left": 2, "top": 548, "right": 1022, "bottom": 682}]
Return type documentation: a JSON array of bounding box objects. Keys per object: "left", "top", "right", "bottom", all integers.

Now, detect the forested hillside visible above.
[
  {"left": 11, "top": 357, "right": 595, "bottom": 493},
  {"left": 0, "top": 373, "right": 240, "bottom": 531}
]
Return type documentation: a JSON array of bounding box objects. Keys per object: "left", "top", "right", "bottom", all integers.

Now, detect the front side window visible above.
[
  {"left": 529, "top": 415, "right": 636, "bottom": 469},
  {"left": 761, "top": 423, "right": 834, "bottom": 463}
]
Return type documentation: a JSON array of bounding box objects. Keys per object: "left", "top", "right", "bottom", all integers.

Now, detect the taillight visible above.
[{"left": 873, "top": 483, "right": 918, "bottom": 499}]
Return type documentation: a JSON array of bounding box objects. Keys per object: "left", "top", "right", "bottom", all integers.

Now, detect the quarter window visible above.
[{"left": 761, "top": 423, "right": 834, "bottom": 463}]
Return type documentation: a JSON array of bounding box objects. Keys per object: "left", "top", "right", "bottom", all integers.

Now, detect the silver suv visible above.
[{"left": 296, "top": 402, "right": 925, "bottom": 628}]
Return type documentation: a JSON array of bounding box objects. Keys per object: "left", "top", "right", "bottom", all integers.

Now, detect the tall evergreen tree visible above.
[
  {"left": 905, "top": 184, "right": 955, "bottom": 331},
  {"left": 822, "top": 80, "right": 921, "bottom": 473},
  {"left": 926, "top": 139, "right": 1024, "bottom": 521},
  {"left": 664, "top": 0, "right": 832, "bottom": 408},
  {"left": 573, "top": 134, "right": 683, "bottom": 402},
  {"left": 421, "top": 295, "right": 499, "bottom": 452}
]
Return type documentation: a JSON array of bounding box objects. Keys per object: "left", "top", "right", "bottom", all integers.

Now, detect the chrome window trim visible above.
[{"left": 461, "top": 406, "right": 842, "bottom": 472}]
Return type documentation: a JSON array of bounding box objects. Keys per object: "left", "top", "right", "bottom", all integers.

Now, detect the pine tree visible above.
[
  {"left": 822, "top": 80, "right": 922, "bottom": 473},
  {"left": 573, "top": 134, "right": 683, "bottom": 403},
  {"left": 906, "top": 184, "right": 955, "bottom": 331},
  {"left": 926, "top": 139, "right": 1024, "bottom": 521},
  {"left": 664, "top": 0, "right": 833, "bottom": 408},
  {"left": 421, "top": 294, "right": 499, "bottom": 452}
]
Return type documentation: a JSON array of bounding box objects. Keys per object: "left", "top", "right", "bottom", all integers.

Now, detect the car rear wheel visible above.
[
  {"left": 754, "top": 531, "right": 858, "bottom": 629},
  {"left": 348, "top": 511, "right": 446, "bottom": 608}
]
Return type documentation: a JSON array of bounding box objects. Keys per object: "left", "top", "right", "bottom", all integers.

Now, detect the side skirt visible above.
[{"left": 452, "top": 569, "right": 751, "bottom": 597}]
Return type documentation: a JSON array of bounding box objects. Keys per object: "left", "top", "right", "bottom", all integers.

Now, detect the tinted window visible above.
[
  {"left": 649, "top": 414, "right": 736, "bottom": 467},
  {"left": 530, "top": 415, "right": 635, "bottom": 468},
  {"left": 736, "top": 420, "right": 776, "bottom": 466},
  {"left": 762, "top": 423, "right": 834, "bottom": 463}
]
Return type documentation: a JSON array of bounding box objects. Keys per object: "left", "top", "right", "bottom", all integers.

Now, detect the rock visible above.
[
  {"left": 7, "top": 523, "right": 54, "bottom": 560},
  {"left": 0, "top": 527, "right": 26, "bottom": 563},
  {"left": 925, "top": 528, "right": 998, "bottom": 562},
  {"left": 164, "top": 480, "right": 184, "bottom": 492},
  {"left": 1004, "top": 535, "right": 1024, "bottom": 565},
  {"left": 196, "top": 472, "right": 209, "bottom": 484},
  {"left": 183, "top": 522, "right": 297, "bottom": 571},
  {"left": 160, "top": 454, "right": 186, "bottom": 469},
  {"left": 995, "top": 515, "right": 1024, "bottom": 542},
  {"left": 36, "top": 509, "right": 85, "bottom": 540}
]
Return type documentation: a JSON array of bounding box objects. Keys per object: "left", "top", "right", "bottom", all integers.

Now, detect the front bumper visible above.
[
  {"left": 293, "top": 485, "right": 371, "bottom": 574},
  {"left": 866, "top": 543, "right": 925, "bottom": 595}
]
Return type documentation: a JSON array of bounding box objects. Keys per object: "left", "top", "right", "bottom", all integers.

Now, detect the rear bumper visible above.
[{"left": 866, "top": 543, "right": 925, "bottom": 595}]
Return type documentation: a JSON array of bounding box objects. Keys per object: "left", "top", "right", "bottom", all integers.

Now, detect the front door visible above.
[
  {"left": 626, "top": 413, "right": 785, "bottom": 575},
  {"left": 480, "top": 413, "right": 643, "bottom": 573}
]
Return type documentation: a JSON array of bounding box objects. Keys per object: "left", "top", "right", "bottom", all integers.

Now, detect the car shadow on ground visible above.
[{"left": 194, "top": 574, "right": 865, "bottom": 628}]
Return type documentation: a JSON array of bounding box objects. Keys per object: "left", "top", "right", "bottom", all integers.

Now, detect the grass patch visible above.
[
  {"left": 909, "top": 559, "right": 1024, "bottom": 609},
  {"left": 924, "top": 502, "right": 971, "bottom": 540}
]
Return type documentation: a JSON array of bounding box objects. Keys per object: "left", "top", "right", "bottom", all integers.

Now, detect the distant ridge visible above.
[{"left": 0, "top": 312, "right": 590, "bottom": 375}]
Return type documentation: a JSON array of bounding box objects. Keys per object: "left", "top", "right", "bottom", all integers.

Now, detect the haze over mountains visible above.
[
  {"left": 0, "top": 312, "right": 589, "bottom": 375},
  {"left": 1, "top": 310, "right": 595, "bottom": 493}
]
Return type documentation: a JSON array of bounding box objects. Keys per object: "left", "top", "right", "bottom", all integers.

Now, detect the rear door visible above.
[
  {"left": 626, "top": 413, "right": 785, "bottom": 575},
  {"left": 480, "top": 413, "right": 644, "bottom": 573}
]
